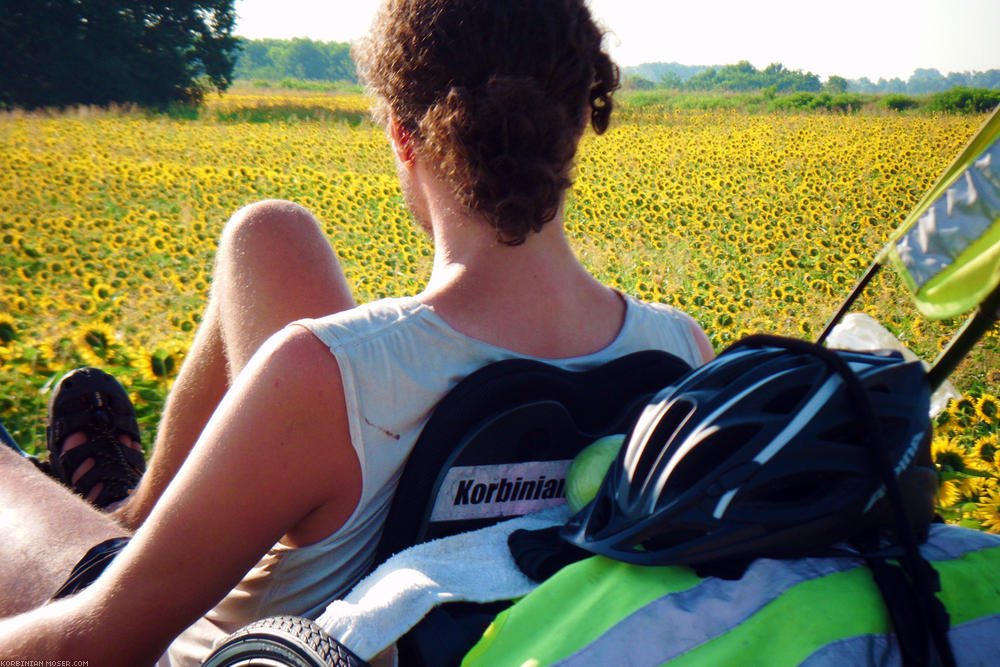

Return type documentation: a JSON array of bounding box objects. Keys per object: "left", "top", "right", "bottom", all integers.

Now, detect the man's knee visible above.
[{"left": 220, "top": 199, "right": 323, "bottom": 257}]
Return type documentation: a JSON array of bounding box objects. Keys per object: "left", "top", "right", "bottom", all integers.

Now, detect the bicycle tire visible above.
[{"left": 201, "top": 615, "right": 369, "bottom": 667}]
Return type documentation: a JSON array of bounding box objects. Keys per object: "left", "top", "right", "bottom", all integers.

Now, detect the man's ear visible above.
[{"left": 389, "top": 117, "right": 416, "bottom": 166}]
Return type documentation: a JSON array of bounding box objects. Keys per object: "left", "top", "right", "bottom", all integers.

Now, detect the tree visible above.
[
  {"left": 236, "top": 39, "right": 281, "bottom": 80},
  {"left": 321, "top": 42, "right": 356, "bottom": 82},
  {"left": 0, "top": 0, "right": 240, "bottom": 109},
  {"left": 882, "top": 77, "right": 906, "bottom": 94},
  {"left": 232, "top": 38, "right": 357, "bottom": 83},
  {"left": 972, "top": 70, "right": 1000, "bottom": 89},
  {"left": 658, "top": 71, "right": 683, "bottom": 89},
  {"left": 907, "top": 67, "right": 949, "bottom": 94},
  {"left": 682, "top": 61, "right": 821, "bottom": 93},
  {"left": 853, "top": 77, "right": 876, "bottom": 93},
  {"left": 824, "top": 75, "right": 848, "bottom": 94},
  {"left": 275, "top": 38, "right": 330, "bottom": 81},
  {"left": 622, "top": 74, "right": 655, "bottom": 91}
]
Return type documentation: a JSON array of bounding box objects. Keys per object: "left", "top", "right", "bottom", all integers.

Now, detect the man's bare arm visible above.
[{"left": 0, "top": 326, "right": 361, "bottom": 664}]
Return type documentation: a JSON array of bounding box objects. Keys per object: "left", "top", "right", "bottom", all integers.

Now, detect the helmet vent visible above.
[
  {"left": 817, "top": 422, "right": 863, "bottom": 446},
  {"left": 587, "top": 491, "right": 615, "bottom": 533},
  {"left": 660, "top": 424, "right": 758, "bottom": 502},
  {"left": 631, "top": 399, "right": 693, "bottom": 494},
  {"left": 761, "top": 385, "right": 808, "bottom": 414},
  {"left": 756, "top": 471, "right": 839, "bottom": 505},
  {"left": 644, "top": 527, "right": 708, "bottom": 551}
]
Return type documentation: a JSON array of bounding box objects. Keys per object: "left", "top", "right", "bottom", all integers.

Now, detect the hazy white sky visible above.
[{"left": 233, "top": 0, "right": 1000, "bottom": 81}]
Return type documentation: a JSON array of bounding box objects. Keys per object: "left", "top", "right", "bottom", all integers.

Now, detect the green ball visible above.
[{"left": 566, "top": 434, "right": 626, "bottom": 512}]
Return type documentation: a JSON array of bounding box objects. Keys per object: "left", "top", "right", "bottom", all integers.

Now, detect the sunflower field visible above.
[{"left": 1, "top": 91, "right": 998, "bottom": 532}]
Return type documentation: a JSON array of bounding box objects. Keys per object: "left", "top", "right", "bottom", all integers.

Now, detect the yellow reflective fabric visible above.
[
  {"left": 461, "top": 556, "right": 702, "bottom": 667},
  {"left": 461, "top": 527, "right": 1000, "bottom": 666}
]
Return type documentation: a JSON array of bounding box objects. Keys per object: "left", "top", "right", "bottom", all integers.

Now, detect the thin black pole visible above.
[
  {"left": 927, "top": 283, "right": 1000, "bottom": 391},
  {"left": 816, "top": 262, "right": 883, "bottom": 345}
]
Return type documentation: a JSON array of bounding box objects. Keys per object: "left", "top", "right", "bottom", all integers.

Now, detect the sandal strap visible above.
[
  {"left": 58, "top": 434, "right": 145, "bottom": 485},
  {"left": 48, "top": 391, "right": 141, "bottom": 459},
  {"left": 46, "top": 368, "right": 145, "bottom": 508}
]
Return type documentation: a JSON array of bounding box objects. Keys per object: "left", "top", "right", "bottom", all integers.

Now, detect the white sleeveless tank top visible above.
[{"left": 163, "top": 294, "right": 704, "bottom": 664}]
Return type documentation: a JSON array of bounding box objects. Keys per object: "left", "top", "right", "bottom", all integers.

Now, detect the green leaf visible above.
[
  {"left": 939, "top": 469, "right": 994, "bottom": 481},
  {"left": 138, "top": 389, "right": 164, "bottom": 403}
]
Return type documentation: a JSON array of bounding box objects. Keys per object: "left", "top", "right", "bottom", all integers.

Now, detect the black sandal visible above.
[{"left": 46, "top": 367, "right": 145, "bottom": 508}]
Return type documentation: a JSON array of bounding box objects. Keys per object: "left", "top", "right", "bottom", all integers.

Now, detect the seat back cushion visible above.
[{"left": 374, "top": 350, "right": 692, "bottom": 563}]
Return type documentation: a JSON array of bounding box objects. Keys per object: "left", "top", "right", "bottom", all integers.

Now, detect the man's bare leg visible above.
[
  {"left": 0, "top": 446, "right": 128, "bottom": 615},
  {"left": 114, "top": 200, "right": 355, "bottom": 529}
]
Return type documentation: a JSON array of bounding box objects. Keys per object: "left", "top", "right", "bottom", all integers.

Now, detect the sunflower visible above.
[
  {"left": 91, "top": 283, "right": 114, "bottom": 301},
  {"left": 72, "top": 322, "right": 118, "bottom": 366},
  {"left": 973, "top": 435, "right": 998, "bottom": 466},
  {"left": 973, "top": 487, "right": 1000, "bottom": 534},
  {"left": 932, "top": 436, "right": 974, "bottom": 508},
  {"left": 136, "top": 340, "right": 189, "bottom": 382},
  {"left": 947, "top": 397, "right": 979, "bottom": 427},
  {"left": 934, "top": 410, "right": 960, "bottom": 438},
  {"left": 976, "top": 394, "right": 999, "bottom": 424},
  {"left": 125, "top": 344, "right": 159, "bottom": 383},
  {"left": 32, "top": 341, "right": 58, "bottom": 373},
  {"left": 0, "top": 313, "right": 16, "bottom": 344}
]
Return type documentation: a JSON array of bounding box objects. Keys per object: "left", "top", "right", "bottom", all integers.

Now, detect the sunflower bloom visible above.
[
  {"left": 0, "top": 314, "right": 16, "bottom": 344},
  {"left": 937, "top": 478, "right": 963, "bottom": 509},
  {"left": 73, "top": 323, "right": 118, "bottom": 367},
  {"left": 976, "top": 394, "right": 999, "bottom": 424},
  {"left": 974, "top": 435, "right": 998, "bottom": 466},
  {"left": 932, "top": 436, "right": 970, "bottom": 475},
  {"left": 932, "top": 436, "right": 981, "bottom": 508},
  {"left": 974, "top": 487, "right": 1000, "bottom": 534}
]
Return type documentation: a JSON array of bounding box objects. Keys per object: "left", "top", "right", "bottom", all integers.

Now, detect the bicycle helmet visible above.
[{"left": 561, "top": 334, "right": 937, "bottom": 566}]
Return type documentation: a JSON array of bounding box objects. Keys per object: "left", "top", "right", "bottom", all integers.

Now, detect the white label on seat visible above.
[{"left": 429, "top": 460, "right": 572, "bottom": 522}]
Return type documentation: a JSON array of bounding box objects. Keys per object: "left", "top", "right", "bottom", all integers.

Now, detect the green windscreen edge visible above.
[{"left": 881, "top": 106, "right": 1000, "bottom": 319}]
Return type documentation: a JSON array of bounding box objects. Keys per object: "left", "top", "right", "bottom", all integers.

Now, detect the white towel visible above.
[{"left": 316, "top": 506, "right": 571, "bottom": 661}]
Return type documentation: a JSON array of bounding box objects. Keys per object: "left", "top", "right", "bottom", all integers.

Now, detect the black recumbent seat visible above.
[
  {"left": 375, "top": 349, "right": 693, "bottom": 561},
  {"left": 375, "top": 349, "right": 692, "bottom": 666},
  {"left": 203, "top": 349, "right": 692, "bottom": 667}
]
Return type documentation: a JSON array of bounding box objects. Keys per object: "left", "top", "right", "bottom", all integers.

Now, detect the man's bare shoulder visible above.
[
  {"left": 243, "top": 324, "right": 351, "bottom": 427},
  {"left": 225, "top": 323, "right": 350, "bottom": 459},
  {"left": 270, "top": 322, "right": 343, "bottom": 367}
]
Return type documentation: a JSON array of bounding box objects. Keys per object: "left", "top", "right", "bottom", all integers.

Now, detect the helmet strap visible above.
[
  {"left": 851, "top": 533, "right": 954, "bottom": 667},
  {"left": 730, "top": 335, "right": 955, "bottom": 666}
]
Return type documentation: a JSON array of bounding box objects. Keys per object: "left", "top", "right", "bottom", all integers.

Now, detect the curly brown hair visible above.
[{"left": 355, "top": 0, "right": 619, "bottom": 245}]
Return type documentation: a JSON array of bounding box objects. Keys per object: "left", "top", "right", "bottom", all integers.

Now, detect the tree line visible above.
[
  {"left": 0, "top": 0, "right": 994, "bottom": 112},
  {"left": 1, "top": 0, "right": 239, "bottom": 109},
  {"left": 851, "top": 68, "right": 1000, "bottom": 95},
  {"left": 623, "top": 61, "right": 1000, "bottom": 95},
  {"left": 235, "top": 46, "right": 999, "bottom": 103},
  {"left": 235, "top": 38, "right": 357, "bottom": 84}
]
